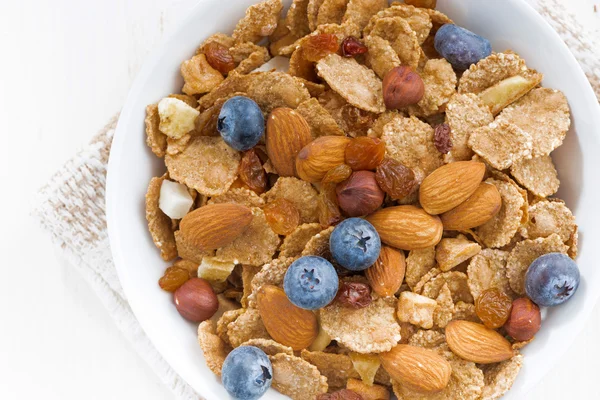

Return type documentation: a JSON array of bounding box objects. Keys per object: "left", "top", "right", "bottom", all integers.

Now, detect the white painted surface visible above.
[{"left": 0, "top": 0, "right": 597, "bottom": 399}]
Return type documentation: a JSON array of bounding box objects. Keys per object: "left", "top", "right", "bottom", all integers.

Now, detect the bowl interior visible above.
[{"left": 106, "top": 0, "right": 600, "bottom": 398}]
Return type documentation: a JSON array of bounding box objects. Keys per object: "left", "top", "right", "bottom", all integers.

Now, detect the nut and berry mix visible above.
[{"left": 144, "top": 0, "right": 580, "bottom": 398}]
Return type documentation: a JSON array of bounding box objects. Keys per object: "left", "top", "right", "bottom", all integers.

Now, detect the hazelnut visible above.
[
  {"left": 174, "top": 278, "right": 219, "bottom": 322},
  {"left": 382, "top": 66, "right": 425, "bottom": 109},
  {"left": 336, "top": 171, "right": 384, "bottom": 217},
  {"left": 503, "top": 297, "right": 541, "bottom": 341}
]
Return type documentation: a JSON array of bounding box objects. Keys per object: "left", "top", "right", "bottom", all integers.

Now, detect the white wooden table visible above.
[{"left": 0, "top": 0, "right": 598, "bottom": 398}]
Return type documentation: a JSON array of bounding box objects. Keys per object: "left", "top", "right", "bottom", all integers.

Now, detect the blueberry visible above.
[
  {"left": 525, "top": 253, "right": 580, "bottom": 307},
  {"left": 217, "top": 96, "right": 264, "bottom": 151},
  {"left": 434, "top": 24, "right": 492, "bottom": 70},
  {"left": 330, "top": 218, "right": 381, "bottom": 271},
  {"left": 221, "top": 346, "right": 273, "bottom": 400},
  {"left": 283, "top": 256, "right": 339, "bottom": 310}
]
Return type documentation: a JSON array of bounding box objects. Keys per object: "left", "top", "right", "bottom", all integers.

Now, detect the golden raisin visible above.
[
  {"left": 263, "top": 198, "right": 301, "bottom": 235},
  {"left": 317, "top": 183, "right": 343, "bottom": 227},
  {"left": 303, "top": 34, "right": 340, "bottom": 62},
  {"left": 375, "top": 158, "right": 418, "bottom": 200},
  {"left": 345, "top": 137, "right": 385, "bottom": 171},
  {"left": 204, "top": 42, "right": 236, "bottom": 74},
  {"left": 159, "top": 266, "right": 191, "bottom": 292},
  {"left": 322, "top": 164, "right": 353, "bottom": 184},
  {"left": 239, "top": 149, "right": 267, "bottom": 194},
  {"left": 336, "top": 282, "right": 372, "bottom": 309},
  {"left": 475, "top": 288, "right": 513, "bottom": 329},
  {"left": 341, "top": 37, "right": 368, "bottom": 58}
]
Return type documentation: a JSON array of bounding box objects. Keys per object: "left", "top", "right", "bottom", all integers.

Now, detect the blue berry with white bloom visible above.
[
  {"left": 284, "top": 256, "right": 339, "bottom": 310},
  {"left": 434, "top": 24, "right": 492, "bottom": 70},
  {"left": 525, "top": 252, "right": 580, "bottom": 307},
  {"left": 330, "top": 218, "right": 381, "bottom": 271},
  {"left": 221, "top": 346, "right": 272, "bottom": 400},
  {"left": 217, "top": 96, "right": 264, "bottom": 151}
]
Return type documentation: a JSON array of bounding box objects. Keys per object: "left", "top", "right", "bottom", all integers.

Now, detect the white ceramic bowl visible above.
[{"left": 106, "top": 0, "right": 600, "bottom": 398}]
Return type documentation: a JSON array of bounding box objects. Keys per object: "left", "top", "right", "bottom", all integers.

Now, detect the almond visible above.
[
  {"left": 445, "top": 320, "right": 514, "bottom": 364},
  {"left": 365, "top": 245, "right": 405, "bottom": 297},
  {"left": 366, "top": 205, "right": 443, "bottom": 250},
  {"left": 419, "top": 161, "right": 486, "bottom": 215},
  {"left": 296, "top": 136, "right": 352, "bottom": 183},
  {"left": 266, "top": 108, "right": 313, "bottom": 177},
  {"left": 380, "top": 344, "right": 451, "bottom": 393},
  {"left": 179, "top": 203, "right": 253, "bottom": 251},
  {"left": 257, "top": 285, "right": 318, "bottom": 350},
  {"left": 440, "top": 182, "right": 502, "bottom": 230}
]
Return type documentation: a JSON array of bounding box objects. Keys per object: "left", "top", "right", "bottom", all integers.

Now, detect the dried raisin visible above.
[
  {"left": 239, "top": 149, "right": 267, "bottom": 194},
  {"left": 303, "top": 34, "right": 340, "bottom": 62},
  {"left": 322, "top": 164, "right": 353, "bottom": 184},
  {"left": 475, "top": 288, "right": 513, "bottom": 329},
  {"left": 375, "top": 158, "right": 418, "bottom": 200},
  {"left": 345, "top": 137, "right": 385, "bottom": 171},
  {"left": 159, "top": 266, "right": 191, "bottom": 292},
  {"left": 341, "top": 37, "right": 368, "bottom": 58},
  {"left": 336, "top": 281, "right": 372, "bottom": 309},
  {"left": 434, "top": 123, "right": 453, "bottom": 154},
  {"left": 318, "top": 183, "right": 343, "bottom": 227},
  {"left": 204, "top": 42, "right": 236, "bottom": 74},
  {"left": 263, "top": 198, "right": 300, "bottom": 235}
]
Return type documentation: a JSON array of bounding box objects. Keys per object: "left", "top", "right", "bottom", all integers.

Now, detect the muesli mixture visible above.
[{"left": 144, "top": 0, "right": 580, "bottom": 399}]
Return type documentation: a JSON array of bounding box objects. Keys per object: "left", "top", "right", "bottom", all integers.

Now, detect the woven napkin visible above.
[{"left": 32, "top": 1, "right": 599, "bottom": 399}]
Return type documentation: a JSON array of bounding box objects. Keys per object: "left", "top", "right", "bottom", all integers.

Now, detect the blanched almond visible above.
[{"left": 419, "top": 161, "right": 486, "bottom": 215}]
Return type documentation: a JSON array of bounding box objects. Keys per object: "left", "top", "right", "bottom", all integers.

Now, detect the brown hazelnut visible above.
[
  {"left": 336, "top": 171, "right": 384, "bottom": 217},
  {"left": 382, "top": 66, "right": 425, "bottom": 110},
  {"left": 503, "top": 297, "right": 541, "bottom": 341},
  {"left": 174, "top": 278, "right": 218, "bottom": 322}
]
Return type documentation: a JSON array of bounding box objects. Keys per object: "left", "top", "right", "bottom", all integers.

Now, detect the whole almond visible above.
[
  {"left": 419, "top": 161, "right": 486, "bottom": 215},
  {"left": 366, "top": 205, "right": 443, "bottom": 250},
  {"left": 440, "top": 182, "right": 502, "bottom": 230},
  {"left": 296, "top": 136, "right": 352, "bottom": 183},
  {"left": 257, "top": 285, "right": 318, "bottom": 350},
  {"left": 366, "top": 245, "right": 405, "bottom": 297},
  {"left": 380, "top": 344, "right": 451, "bottom": 393},
  {"left": 445, "top": 320, "right": 514, "bottom": 364},
  {"left": 179, "top": 203, "right": 253, "bottom": 251},
  {"left": 266, "top": 108, "right": 312, "bottom": 177}
]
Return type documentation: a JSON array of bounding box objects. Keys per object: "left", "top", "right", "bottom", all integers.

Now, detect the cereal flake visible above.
[
  {"left": 165, "top": 136, "right": 240, "bottom": 196},
  {"left": 262, "top": 177, "right": 319, "bottom": 223},
  {"left": 381, "top": 116, "right": 443, "bottom": 182},
  {"left": 247, "top": 256, "right": 296, "bottom": 307},
  {"left": 510, "top": 155, "right": 560, "bottom": 197},
  {"left": 468, "top": 120, "right": 533, "bottom": 170},
  {"left": 145, "top": 104, "right": 167, "bottom": 157},
  {"left": 506, "top": 233, "right": 569, "bottom": 295},
  {"left": 458, "top": 52, "right": 527, "bottom": 94},
  {"left": 215, "top": 207, "right": 280, "bottom": 267},
  {"left": 342, "top": 0, "right": 388, "bottom": 30},
  {"left": 227, "top": 308, "right": 271, "bottom": 347},
  {"left": 295, "top": 98, "right": 345, "bottom": 138},
  {"left": 197, "top": 320, "right": 232, "bottom": 377},
  {"left": 435, "top": 235, "right": 482, "bottom": 272},
  {"left": 316, "top": 0, "right": 348, "bottom": 26},
  {"left": 480, "top": 354, "right": 523, "bottom": 400},
  {"left": 421, "top": 271, "right": 474, "bottom": 304},
  {"left": 368, "top": 17, "right": 420, "bottom": 70},
  {"left": 146, "top": 175, "right": 177, "bottom": 261},
  {"left": 444, "top": 93, "right": 494, "bottom": 162},
  {"left": 181, "top": 54, "right": 224, "bottom": 95},
  {"left": 241, "top": 338, "right": 294, "bottom": 356},
  {"left": 270, "top": 353, "right": 328, "bottom": 399},
  {"left": 433, "top": 283, "right": 454, "bottom": 328},
  {"left": 279, "top": 223, "right": 324, "bottom": 257},
  {"left": 232, "top": 0, "right": 283, "bottom": 43},
  {"left": 208, "top": 187, "right": 265, "bottom": 208},
  {"left": 316, "top": 53, "right": 386, "bottom": 113},
  {"left": 467, "top": 249, "right": 513, "bottom": 301},
  {"left": 474, "top": 178, "right": 526, "bottom": 248},
  {"left": 408, "top": 58, "right": 457, "bottom": 117},
  {"left": 519, "top": 200, "right": 576, "bottom": 243},
  {"left": 364, "top": 35, "right": 401, "bottom": 79},
  {"left": 301, "top": 349, "right": 359, "bottom": 389},
  {"left": 321, "top": 296, "right": 401, "bottom": 353}
]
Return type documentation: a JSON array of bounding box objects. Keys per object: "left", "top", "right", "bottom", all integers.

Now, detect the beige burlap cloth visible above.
[{"left": 32, "top": 1, "right": 599, "bottom": 399}]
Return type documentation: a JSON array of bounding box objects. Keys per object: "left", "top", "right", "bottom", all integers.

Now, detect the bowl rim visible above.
[{"left": 106, "top": 0, "right": 600, "bottom": 398}]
